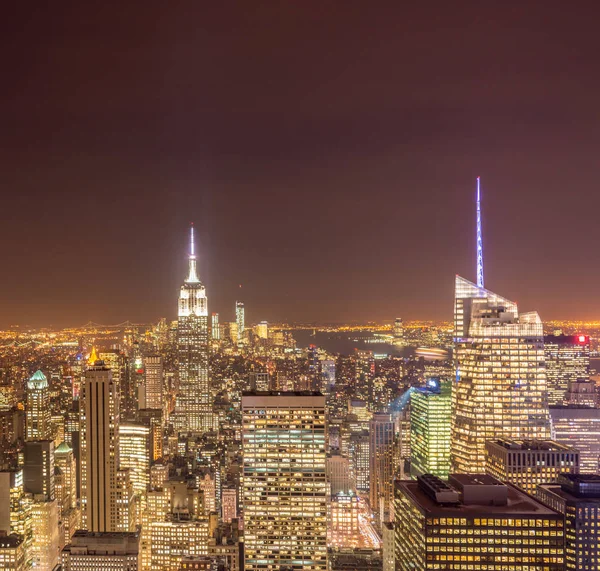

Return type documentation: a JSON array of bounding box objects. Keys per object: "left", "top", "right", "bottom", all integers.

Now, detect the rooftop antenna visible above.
[{"left": 476, "top": 177, "right": 484, "bottom": 288}]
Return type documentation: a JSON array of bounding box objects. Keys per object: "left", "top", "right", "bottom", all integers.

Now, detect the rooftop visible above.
[{"left": 488, "top": 439, "right": 573, "bottom": 452}]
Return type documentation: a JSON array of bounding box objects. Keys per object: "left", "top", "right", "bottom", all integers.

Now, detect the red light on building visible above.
[{"left": 577, "top": 335, "right": 587, "bottom": 344}]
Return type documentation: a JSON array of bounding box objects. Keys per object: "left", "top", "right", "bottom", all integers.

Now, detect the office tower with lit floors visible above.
[
  {"left": 242, "top": 392, "right": 327, "bottom": 570},
  {"left": 80, "top": 349, "right": 122, "bottom": 532},
  {"left": 174, "top": 225, "right": 213, "bottom": 434},
  {"left": 26, "top": 370, "right": 51, "bottom": 440},
  {"left": 394, "top": 474, "right": 564, "bottom": 571},
  {"left": 410, "top": 378, "right": 451, "bottom": 479},
  {"left": 451, "top": 277, "right": 550, "bottom": 473},
  {"left": 544, "top": 333, "right": 590, "bottom": 406},
  {"left": 61, "top": 529, "right": 140, "bottom": 570},
  {"left": 485, "top": 439, "right": 579, "bottom": 495},
  {"left": 537, "top": 473, "right": 600, "bottom": 570},
  {"left": 369, "top": 413, "right": 395, "bottom": 526}
]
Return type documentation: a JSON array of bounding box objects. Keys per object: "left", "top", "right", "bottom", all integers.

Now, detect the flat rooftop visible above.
[
  {"left": 488, "top": 439, "right": 573, "bottom": 452},
  {"left": 397, "top": 479, "right": 560, "bottom": 517}
]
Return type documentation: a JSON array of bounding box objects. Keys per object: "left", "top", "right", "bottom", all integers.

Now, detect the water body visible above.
[{"left": 290, "top": 329, "right": 414, "bottom": 357}]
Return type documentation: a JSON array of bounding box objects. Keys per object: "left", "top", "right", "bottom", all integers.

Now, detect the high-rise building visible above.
[
  {"left": 23, "top": 440, "right": 54, "bottom": 500},
  {"left": 30, "top": 498, "right": 60, "bottom": 571},
  {"left": 0, "top": 534, "right": 25, "bottom": 571},
  {"left": 175, "top": 225, "right": 213, "bottom": 434},
  {"left": 221, "top": 487, "right": 237, "bottom": 523},
  {"left": 394, "top": 474, "right": 564, "bottom": 571},
  {"left": 567, "top": 379, "right": 597, "bottom": 407},
  {"left": 350, "top": 431, "right": 370, "bottom": 494},
  {"left": 451, "top": 276, "right": 550, "bottom": 473},
  {"left": 485, "top": 439, "right": 579, "bottom": 495},
  {"left": 410, "top": 378, "right": 451, "bottom": 479},
  {"left": 26, "top": 370, "right": 51, "bottom": 440},
  {"left": 211, "top": 312, "right": 220, "bottom": 340},
  {"left": 382, "top": 522, "right": 395, "bottom": 571},
  {"left": 61, "top": 529, "right": 140, "bottom": 570},
  {"left": 538, "top": 474, "right": 600, "bottom": 571},
  {"left": 255, "top": 320, "right": 268, "bottom": 340},
  {"left": 119, "top": 423, "right": 151, "bottom": 497},
  {"left": 143, "top": 355, "right": 163, "bottom": 411},
  {"left": 393, "top": 318, "right": 404, "bottom": 347},
  {"left": 235, "top": 301, "right": 245, "bottom": 343},
  {"left": 242, "top": 392, "right": 327, "bottom": 571},
  {"left": 55, "top": 441, "right": 80, "bottom": 546},
  {"left": 326, "top": 454, "right": 353, "bottom": 495},
  {"left": 550, "top": 406, "right": 600, "bottom": 473},
  {"left": 369, "top": 413, "right": 396, "bottom": 525},
  {"left": 80, "top": 351, "right": 121, "bottom": 532},
  {"left": 544, "top": 333, "right": 590, "bottom": 406}
]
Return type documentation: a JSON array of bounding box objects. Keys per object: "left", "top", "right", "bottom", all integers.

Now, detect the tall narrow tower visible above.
[
  {"left": 174, "top": 225, "right": 213, "bottom": 433},
  {"left": 26, "top": 370, "right": 51, "bottom": 440},
  {"left": 476, "top": 176, "right": 484, "bottom": 288}
]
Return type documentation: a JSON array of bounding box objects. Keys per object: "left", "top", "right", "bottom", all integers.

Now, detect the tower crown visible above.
[{"left": 185, "top": 224, "right": 200, "bottom": 283}]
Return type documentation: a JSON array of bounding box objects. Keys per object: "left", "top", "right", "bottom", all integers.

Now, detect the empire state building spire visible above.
[{"left": 186, "top": 223, "right": 200, "bottom": 283}]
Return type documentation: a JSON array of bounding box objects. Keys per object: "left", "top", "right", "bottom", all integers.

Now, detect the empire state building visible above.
[{"left": 174, "top": 225, "right": 213, "bottom": 433}]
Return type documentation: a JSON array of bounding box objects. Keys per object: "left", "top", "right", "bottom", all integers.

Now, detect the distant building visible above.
[
  {"left": 235, "top": 301, "right": 245, "bottom": 341},
  {"left": 485, "top": 439, "right": 579, "bottom": 495},
  {"left": 410, "top": 378, "right": 451, "bottom": 479},
  {"left": 394, "top": 474, "right": 564, "bottom": 571},
  {"left": 0, "top": 534, "right": 25, "bottom": 571},
  {"left": 327, "top": 454, "right": 353, "bottom": 495},
  {"left": 26, "top": 370, "right": 51, "bottom": 440},
  {"left": 393, "top": 318, "right": 404, "bottom": 347},
  {"left": 369, "top": 413, "right": 395, "bottom": 525},
  {"left": 211, "top": 312, "right": 220, "bottom": 340},
  {"left": 538, "top": 474, "right": 600, "bottom": 570},
  {"left": 544, "top": 333, "right": 589, "bottom": 406},
  {"left": 143, "top": 355, "right": 163, "bottom": 411}
]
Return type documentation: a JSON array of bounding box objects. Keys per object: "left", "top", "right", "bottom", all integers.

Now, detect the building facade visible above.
[
  {"left": 544, "top": 333, "right": 589, "bottom": 406},
  {"left": 242, "top": 392, "right": 327, "bottom": 571},
  {"left": 451, "top": 276, "right": 550, "bottom": 473}
]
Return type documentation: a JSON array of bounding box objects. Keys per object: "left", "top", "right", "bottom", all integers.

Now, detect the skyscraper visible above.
[
  {"left": 393, "top": 318, "right": 404, "bottom": 347},
  {"left": 369, "top": 413, "right": 396, "bottom": 525},
  {"left": 410, "top": 378, "right": 451, "bottom": 479},
  {"left": 544, "top": 333, "right": 590, "bottom": 406},
  {"left": 235, "top": 301, "right": 245, "bottom": 343},
  {"left": 26, "top": 370, "right": 50, "bottom": 440},
  {"left": 394, "top": 474, "right": 564, "bottom": 571},
  {"left": 175, "top": 225, "right": 213, "bottom": 434},
  {"left": 451, "top": 275, "right": 550, "bottom": 473},
  {"left": 242, "top": 392, "right": 327, "bottom": 571},
  {"left": 211, "top": 312, "right": 220, "bottom": 340},
  {"left": 143, "top": 355, "right": 163, "bottom": 411},
  {"left": 538, "top": 474, "right": 600, "bottom": 571},
  {"left": 80, "top": 351, "right": 121, "bottom": 532}
]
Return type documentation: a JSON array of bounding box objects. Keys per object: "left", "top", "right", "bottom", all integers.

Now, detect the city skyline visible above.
[{"left": 4, "top": 3, "right": 600, "bottom": 327}]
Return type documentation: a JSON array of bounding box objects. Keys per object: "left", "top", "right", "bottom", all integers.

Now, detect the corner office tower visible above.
[
  {"left": 174, "top": 225, "right": 214, "bottom": 433},
  {"left": 450, "top": 179, "right": 550, "bottom": 473}
]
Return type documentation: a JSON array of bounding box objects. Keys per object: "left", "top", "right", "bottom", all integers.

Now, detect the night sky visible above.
[{"left": 2, "top": 3, "right": 600, "bottom": 328}]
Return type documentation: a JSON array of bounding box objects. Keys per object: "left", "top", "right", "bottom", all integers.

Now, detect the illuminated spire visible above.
[
  {"left": 476, "top": 177, "right": 484, "bottom": 289},
  {"left": 88, "top": 346, "right": 99, "bottom": 366},
  {"left": 185, "top": 223, "right": 200, "bottom": 283}
]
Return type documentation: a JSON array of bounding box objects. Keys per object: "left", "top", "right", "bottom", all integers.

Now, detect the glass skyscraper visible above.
[{"left": 451, "top": 276, "right": 550, "bottom": 473}]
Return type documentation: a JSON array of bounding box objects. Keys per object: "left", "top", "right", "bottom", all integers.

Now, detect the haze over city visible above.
[{"left": 3, "top": 3, "right": 600, "bottom": 327}]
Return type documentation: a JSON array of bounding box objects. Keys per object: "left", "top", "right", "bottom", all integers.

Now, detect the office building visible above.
[
  {"left": 0, "top": 534, "right": 25, "bottom": 571},
  {"left": 248, "top": 371, "right": 269, "bottom": 392},
  {"left": 119, "top": 423, "right": 151, "bottom": 496},
  {"left": 61, "top": 529, "right": 140, "bottom": 570},
  {"left": 80, "top": 350, "right": 121, "bottom": 532},
  {"left": 143, "top": 355, "right": 163, "bottom": 411},
  {"left": 255, "top": 320, "right": 268, "bottom": 340},
  {"left": 221, "top": 487, "right": 237, "bottom": 523},
  {"left": 394, "top": 474, "right": 564, "bottom": 570},
  {"left": 485, "top": 439, "right": 579, "bottom": 494},
  {"left": 567, "top": 379, "right": 597, "bottom": 407},
  {"left": 55, "top": 441, "right": 80, "bottom": 546},
  {"left": 30, "top": 499, "right": 60, "bottom": 570},
  {"left": 235, "top": 301, "right": 245, "bottom": 342},
  {"left": 538, "top": 473, "right": 600, "bottom": 570},
  {"left": 327, "top": 454, "right": 353, "bottom": 495},
  {"left": 544, "top": 333, "right": 589, "bottom": 406},
  {"left": 451, "top": 276, "right": 550, "bottom": 473},
  {"left": 211, "top": 312, "right": 220, "bottom": 340},
  {"left": 350, "top": 431, "right": 370, "bottom": 493},
  {"left": 410, "top": 378, "right": 451, "bottom": 479},
  {"left": 26, "top": 370, "right": 51, "bottom": 440},
  {"left": 175, "top": 225, "right": 213, "bottom": 434},
  {"left": 550, "top": 406, "right": 600, "bottom": 473},
  {"left": 23, "top": 439, "right": 54, "bottom": 499},
  {"left": 393, "top": 317, "right": 404, "bottom": 347},
  {"left": 369, "top": 413, "right": 395, "bottom": 524},
  {"left": 242, "top": 392, "right": 327, "bottom": 571}
]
